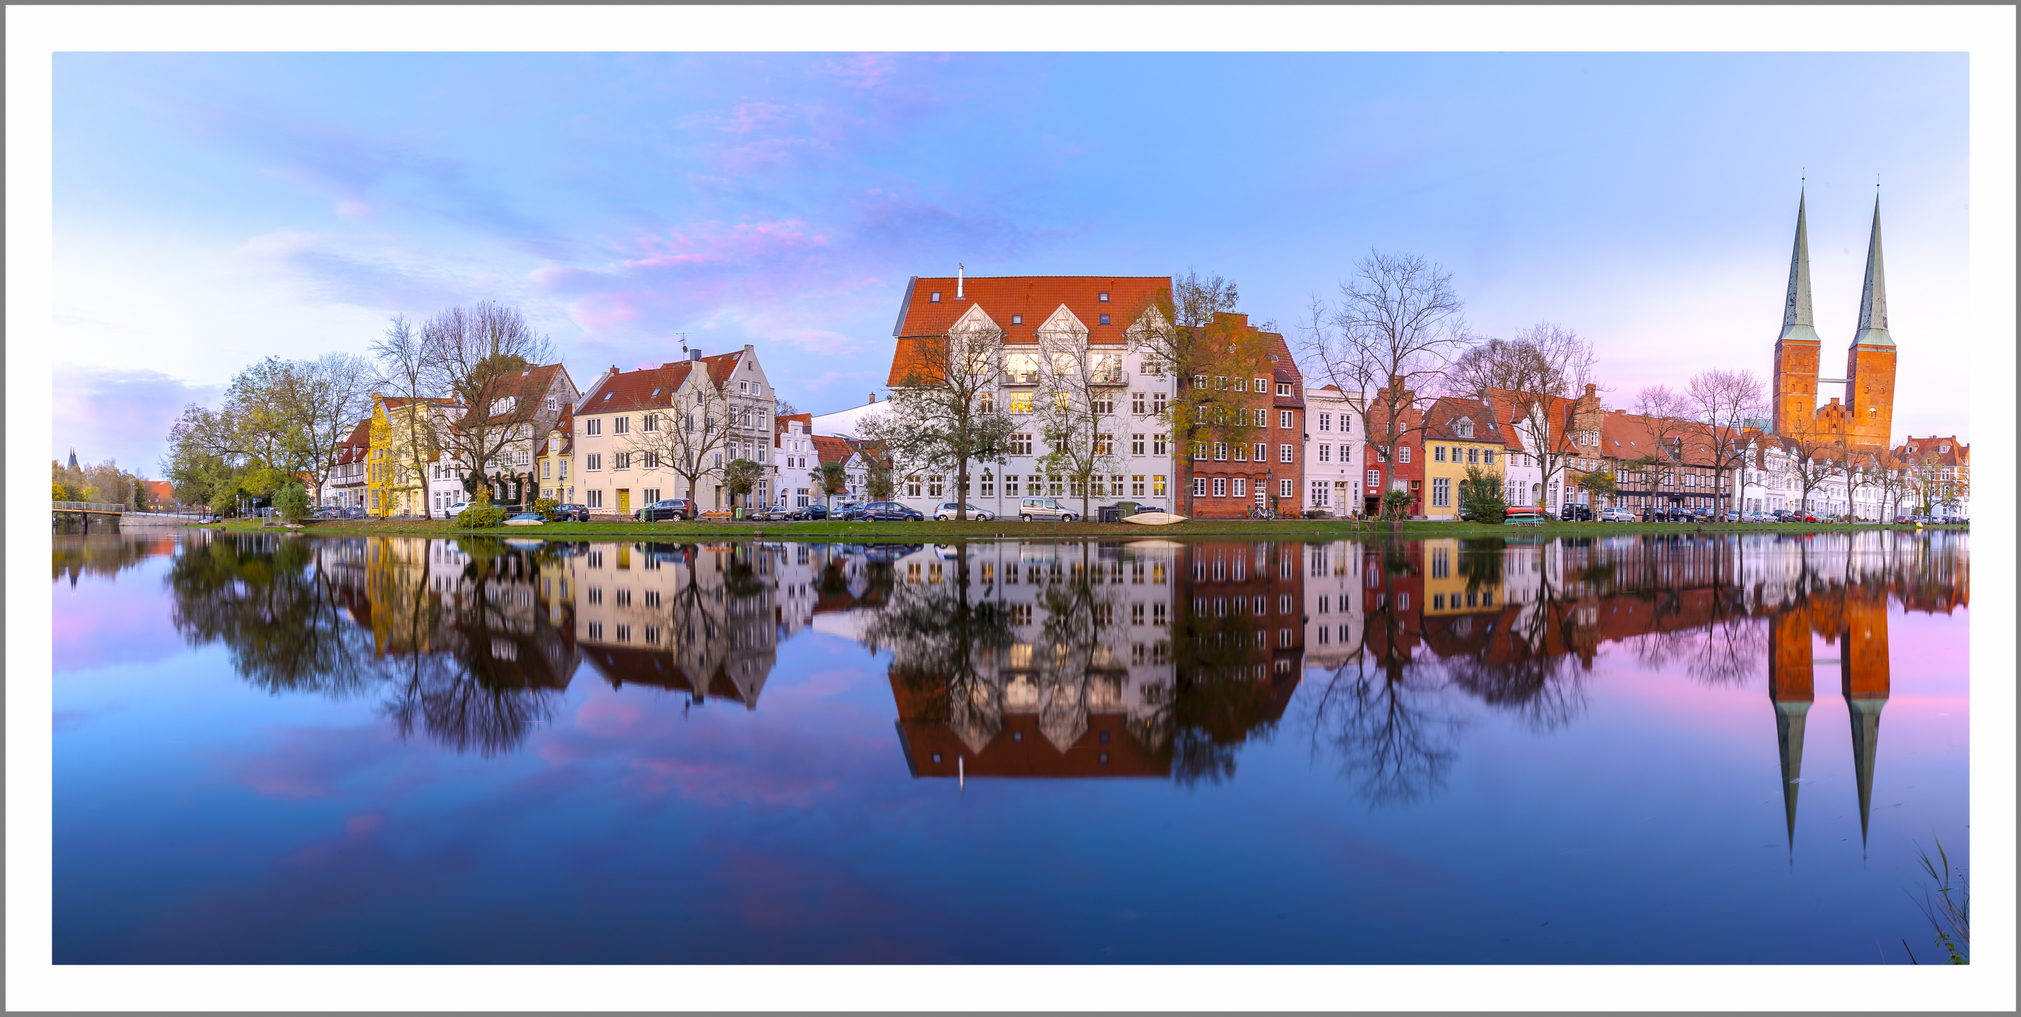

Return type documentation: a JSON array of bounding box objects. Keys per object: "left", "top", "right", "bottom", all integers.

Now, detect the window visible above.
[
  {"left": 1131, "top": 475, "right": 1146, "bottom": 496},
  {"left": 1213, "top": 477, "right": 1227, "bottom": 497},
  {"left": 1311, "top": 480, "right": 1329, "bottom": 506},
  {"left": 1011, "top": 314, "right": 1022, "bottom": 325},
  {"left": 1193, "top": 477, "right": 1207, "bottom": 497},
  {"left": 1279, "top": 478, "right": 1294, "bottom": 498},
  {"left": 1152, "top": 392, "right": 1167, "bottom": 416},
  {"left": 546, "top": 396, "right": 557, "bottom": 412},
  {"left": 1098, "top": 314, "right": 1110, "bottom": 325},
  {"left": 1399, "top": 446, "right": 1411, "bottom": 463},
  {"left": 1254, "top": 443, "right": 1267, "bottom": 461},
  {"left": 1432, "top": 477, "right": 1451, "bottom": 508},
  {"left": 586, "top": 453, "right": 603, "bottom": 471},
  {"left": 1130, "top": 433, "right": 1145, "bottom": 455},
  {"left": 929, "top": 290, "right": 941, "bottom": 302},
  {"left": 1027, "top": 476, "right": 1044, "bottom": 496},
  {"left": 1468, "top": 447, "right": 1480, "bottom": 464},
  {"left": 587, "top": 490, "right": 603, "bottom": 508},
  {"left": 1232, "top": 477, "right": 1247, "bottom": 498},
  {"left": 1095, "top": 433, "right": 1115, "bottom": 456},
  {"left": 642, "top": 488, "right": 660, "bottom": 503},
  {"left": 1007, "top": 392, "right": 1033, "bottom": 414},
  {"left": 928, "top": 476, "right": 945, "bottom": 497},
  {"left": 1368, "top": 469, "right": 1380, "bottom": 489},
  {"left": 1005, "top": 353, "right": 1039, "bottom": 385},
  {"left": 585, "top": 418, "right": 602, "bottom": 436},
  {"left": 1317, "top": 443, "right": 1330, "bottom": 463},
  {"left": 1152, "top": 474, "right": 1167, "bottom": 497},
  {"left": 1454, "top": 418, "right": 1473, "bottom": 438},
  {"left": 1153, "top": 434, "right": 1168, "bottom": 455},
  {"left": 542, "top": 461, "right": 552, "bottom": 479},
  {"left": 1317, "top": 412, "right": 1330, "bottom": 432},
  {"left": 613, "top": 452, "right": 630, "bottom": 470},
  {"left": 614, "top": 416, "right": 629, "bottom": 435},
  {"left": 1435, "top": 446, "right": 1447, "bottom": 463},
  {"left": 1234, "top": 443, "right": 1248, "bottom": 462},
  {"left": 1131, "top": 392, "right": 1145, "bottom": 415},
  {"left": 1213, "top": 442, "right": 1227, "bottom": 461},
  {"left": 1277, "top": 382, "right": 1292, "bottom": 397},
  {"left": 1254, "top": 408, "right": 1268, "bottom": 427},
  {"left": 1048, "top": 474, "right": 1064, "bottom": 497},
  {"left": 906, "top": 475, "right": 922, "bottom": 497},
  {"left": 1011, "top": 433, "right": 1032, "bottom": 456},
  {"left": 642, "top": 451, "right": 659, "bottom": 469},
  {"left": 1280, "top": 444, "right": 1294, "bottom": 463}
]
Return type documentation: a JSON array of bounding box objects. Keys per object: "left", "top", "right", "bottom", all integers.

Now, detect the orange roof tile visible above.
[{"left": 893, "top": 275, "right": 1170, "bottom": 343}]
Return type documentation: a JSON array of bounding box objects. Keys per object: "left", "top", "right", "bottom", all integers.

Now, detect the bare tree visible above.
[
  {"left": 1035, "top": 326, "right": 1126, "bottom": 519},
  {"left": 420, "top": 302, "right": 555, "bottom": 500},
  {"left": 625, "top": 379, "right": 735, "bottom": 504},
  {"left": 371, "top": 315, "right": 446, "bottom": 512},
  {"left": 1783, "top": 427, "right": 1842, "bottom": 515},
  {"left": 1448, "top": 323, "right": 1595, "bottom": 509},
  {"left": 1301, "top": 251, "right": 1471, "bottom": 519},
  {"left": 1123, "top": 271, "right": 1260, "bottom": 518},
  {"left": 275, "top": 352, "right": 377, "bottom": 501},
  {"left": 1687, "top": 368, "right": 1767, "bottom": 520},
  {"left": 1868, "top": 449, "right": 1913, "bottom": 520},
  {"left": 858, "top": 318, "right": 1014, "bottom": 521}
]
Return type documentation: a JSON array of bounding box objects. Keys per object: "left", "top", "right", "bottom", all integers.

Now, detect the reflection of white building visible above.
[{"left": 1302, "top": 541, "right": 1365, "bottom": 669}]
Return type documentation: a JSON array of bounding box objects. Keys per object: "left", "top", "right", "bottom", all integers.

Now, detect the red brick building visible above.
[{"left": 1183, "top": 313, "right": 1305, "bottom": 519}]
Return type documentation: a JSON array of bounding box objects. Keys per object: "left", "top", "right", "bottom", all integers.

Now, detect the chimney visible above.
[
  {"left": 957, "top": 263, "right": 964, "bottom": 299},
  {"left": 868, "top": 392, "right": 876, "bottom": 405},
  {"left": 744, "top": 343, "right": 754, "bottom": 355},
  {"left": 688, "top": 349, "right": 702, "bottom": 362},
  {"left": 1584, "top": 383, "right": 1596, "bottom": 399}
]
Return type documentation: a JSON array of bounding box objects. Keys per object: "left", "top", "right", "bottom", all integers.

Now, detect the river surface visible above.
[{"left": 52, "top": 529, "right": 1968, "bottom": 963}]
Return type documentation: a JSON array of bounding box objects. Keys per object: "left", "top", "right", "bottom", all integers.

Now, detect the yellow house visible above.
[
  {"left": 367, "top": 394, "right": 459, "bottom": 517},
  {"left": 1421, "top": 396, "right": 1507, "bottom": 521},
  {"left": 535, "top": 407, "right": 576, "bottom": 505}
]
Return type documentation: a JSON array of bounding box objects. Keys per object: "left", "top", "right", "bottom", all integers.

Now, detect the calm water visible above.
[{"left": 53, "top": 529, "right": 1968, "bottom": 964}]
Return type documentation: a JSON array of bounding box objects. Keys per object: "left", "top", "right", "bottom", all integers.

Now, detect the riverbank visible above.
[{"left": 198, "top": 517, "right": 1967, "bottom": 541}]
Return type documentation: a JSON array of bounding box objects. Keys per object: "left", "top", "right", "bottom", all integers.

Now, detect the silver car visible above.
[
  {"left": 1017, "top": 497, "right": 1078, "bottom": 522},
  {"left": 933, "top": 502, "right": 994, "bottom": 521}
]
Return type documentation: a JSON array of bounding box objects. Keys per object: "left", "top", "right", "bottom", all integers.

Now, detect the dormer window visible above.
[
  {"left": 1940, "top": 443, "right": 1950, "bottom": 452},
  {"left": 929, "top": 291, "right": 942, "bottom": 303},
  {"left": 1276, "top": 382, "right": 1291, "bottom": 397},
  {"left": 1098, "top": 291, "right": 1109, "bottom": 302},
  {"left": 1455, "top": 418, "right": 1474, "bottom": 438}
]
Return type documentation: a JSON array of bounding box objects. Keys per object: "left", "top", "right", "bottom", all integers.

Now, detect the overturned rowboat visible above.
[{"left": 1122, "top": 511, "right": 1186, "bottom": 526}]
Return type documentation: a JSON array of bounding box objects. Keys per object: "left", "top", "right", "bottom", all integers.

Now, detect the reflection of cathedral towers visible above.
[
  {"left": 1766, "top": 584, "right": 1892, "bottom": 851},
  {"left": 1841, "top": 590, "right": 1890, "bottom": 847},
  {"left": 1767, "top": 607, "right": 1814, "bottom": 848}
]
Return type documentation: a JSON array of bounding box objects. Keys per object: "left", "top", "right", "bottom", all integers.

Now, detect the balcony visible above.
[{"left": 1091, "top": 369, "right": 1130, "bottom": 386}]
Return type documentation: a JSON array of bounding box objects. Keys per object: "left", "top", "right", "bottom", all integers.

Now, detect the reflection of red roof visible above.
[
  {"left": 890, "top": 669, "right": 1166, "bottom": 779},
  {"left": 580, "top": 643, "right": 756, "bottom": 707}
]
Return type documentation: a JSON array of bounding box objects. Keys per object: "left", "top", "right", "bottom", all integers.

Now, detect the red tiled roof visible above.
[
  {"left": 808, "top": 434, "right": 858, "bottom": 467},
  {"left": 1600, "top": 409, "right": 1726, "bottom": 466},
  {"left": 893, "top": 275, "right": 1171, "bottom": 343},
  {"left": 579, "top": 362, "right": 694, "bottom": 416},
  {"left": 1895, "top": 435, "right": 1968, "bottom": 467},
  {"left": 469, "top": 363, "right": 572, "bottom": 425},
  {"left": 336, "top": 417, "right": 373, "bottom": 464},
  {"left": 1422, "top": 396, "right": 1501, "bottom": 442}
]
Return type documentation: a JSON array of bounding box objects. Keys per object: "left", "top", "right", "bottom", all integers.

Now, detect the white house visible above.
[
  {"left": 572, "top": 345, "right": 777, "bottom": 517},
  {"left": 1302, "top": 386, "right": 1364, "bottom": 516}
]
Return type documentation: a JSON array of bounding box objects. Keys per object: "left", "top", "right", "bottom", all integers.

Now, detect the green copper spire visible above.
[
  {"left": 1779, "top": 191, "right": 1820, "bottom": 344},
  {"left": 1852, "top": 197, "right": 1894, "bottom": 348}
]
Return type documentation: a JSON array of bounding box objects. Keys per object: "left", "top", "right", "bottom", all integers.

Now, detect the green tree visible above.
[
  {"left": 811, "top": 459, "right": 850, "bottom": 512},
  {"left": 273, "top": 481, "right": 311, "bottom": 522},
  {"left": 1576, "top": 467, "right": 1617, "bottom": 506},
  {"left": 1457, "top": 465, "right": 1507, "bottom": 522},
  {"left": 1382, "top": 488, "right": 1414, "bottom": 520},
  {"left": 864, "top": 455, "right": 896, "bottom": 501},
  {"left": 723, "top": 458, "right": 763, "bottom": 509},
  {"left": 1123, "top": 272, "right": 1270, "bottom": 518},
  {"left": 857, "top": 318, "right": 1014, "bottom": 521}
]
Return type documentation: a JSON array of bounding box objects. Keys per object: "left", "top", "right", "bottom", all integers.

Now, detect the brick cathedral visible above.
[{"left": 1770, "top": 193, "right": 1896, "bottom": 449}]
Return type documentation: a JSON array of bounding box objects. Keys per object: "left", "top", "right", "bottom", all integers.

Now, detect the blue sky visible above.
[{"left": 53, "top": 52, "right": 1969, "bottom": 473}]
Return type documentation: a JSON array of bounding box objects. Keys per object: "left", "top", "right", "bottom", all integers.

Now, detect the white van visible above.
[{"left": 1018, "top": 497, "right": 1078, "bottom": 522}]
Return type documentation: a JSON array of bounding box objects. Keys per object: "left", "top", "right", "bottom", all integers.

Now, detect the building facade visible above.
[
  {"left": 1419, "top": 397, "right": 1507, "bottom": 521},
  {"left": 572, "top": 346, "right": 777, "bottom": 517},
  {"left": 1771, "top": 193, "right": 1896, "bottom": 450},
  {"left": 1182, "top": 313, "right": 1306, "bottom": 519}
]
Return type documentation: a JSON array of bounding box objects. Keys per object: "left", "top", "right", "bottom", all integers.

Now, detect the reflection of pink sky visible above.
[
  {"left": 1595, "top": 605, "right": 1968, "bottom": 754},
  {"left": 52, "top": 569, "right": 184, "bottom": 672}
]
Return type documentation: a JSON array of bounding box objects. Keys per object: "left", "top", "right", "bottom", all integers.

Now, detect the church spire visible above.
[
  {"left": 1852, "top": 197, "right": 1893, "bottom": 348},
  {"left": 1779, "top": 191, "right": 1818, "bottom": 341},
  {"left": 1775, "top": 699, "right": 1811, "bottom": 851}
]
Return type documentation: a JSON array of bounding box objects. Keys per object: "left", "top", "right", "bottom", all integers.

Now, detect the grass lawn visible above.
[{"left": 200, "top": 517, "right": 1965, "bottom": 541}]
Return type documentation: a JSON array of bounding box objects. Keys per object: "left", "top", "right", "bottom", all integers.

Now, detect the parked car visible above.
[
  {"left": 548, "top": 503, "right": 590, "bottom": 522},
  {"left": 855, "top": 501, "right": 923, "bottom": 522},
  {"left": 1558, "top": 503, "right": 1594, "bottom": 522},
  {"left": 638, "top": 498, "right": 696, "bottom": 522},
  {"left": 503, "top": 512, "right": 545, "bottom": 526},
  {"left": 444, "top": 501, "right": 474, "bottom": 518},
  {"left": 788, "top": 504, "right": 830, "bottom": 521},
  {"left": 1720, "top": 509, "right": 1742, "bottom": 522},
  {"left": 831, "top": 502, "right": 865, "bottom": 521},
  {"left": 1599, "top": 506, "right": 1637, "bottom": 523},
  {"left": 1016, "top": 497, "right": 1080, "bottom": 522},
  {"left": 343, "top": 506, "right": 368, "bottom": 519},
  {"left": 934, "top": 502, "right": 995, "bottom": 521},
  {"left": 311, "top": 506, "right": 345, "bottom": 519}
]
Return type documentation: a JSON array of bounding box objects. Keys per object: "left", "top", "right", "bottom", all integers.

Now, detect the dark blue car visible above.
[{"left": 854, "top": 501, "right": 923, "bottom": 522}]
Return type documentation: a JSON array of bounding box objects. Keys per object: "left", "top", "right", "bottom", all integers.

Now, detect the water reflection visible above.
[
  {"left": 154, "top": 529, "right": 1965, "bottom": 831},
  {"left": 53, "top": 533, "right": 179, "bottom": 587}
]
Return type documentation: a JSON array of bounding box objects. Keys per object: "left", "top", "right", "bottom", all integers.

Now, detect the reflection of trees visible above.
[
  {"left": 862, "top": 545, "right": 1017, "bottom": 752},
  {"left": 167, "top": 533, "right": 572, "bottom": 755},
  {"left": 1149, "top": 606, "right": 1276, "bottom": 788},
  {"left": 54, "top": 533, "right": 179, "bottom": 587},
  {"left": 1303, "top": 654, "right": 1463, "bottom": 807}
]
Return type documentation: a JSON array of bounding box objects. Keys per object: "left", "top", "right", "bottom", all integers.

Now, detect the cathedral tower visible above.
[
  {"left": 1843, "top": 198, "right": 1897, "bottom": 449},
  {"left": 1771, "top": 193, "right": 1822, "bottom": 436}
]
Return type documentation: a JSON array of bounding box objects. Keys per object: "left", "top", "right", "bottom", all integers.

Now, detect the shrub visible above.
[
  {"left": 531, "top": 497, "right": 559, "bottom": 520},
  {"left": 1458, "top": 466, "right": 1506, "bottom": 523},
  {"left": 1302, "top": 508, "right": 1332, "bottom": 519},
  {"left": 273, "top": 481, "right": 312, "bottom": 523},
  {"left": 454, "top": 504, "right": 506, "bottom": 528}
]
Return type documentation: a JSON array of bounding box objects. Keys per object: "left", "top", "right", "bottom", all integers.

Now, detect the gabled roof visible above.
[
  {"left": 774, "top": 412, "right": 813, "bottom": 441},
  {"left": 1422, "top": 396, "right": 1501, "bottom": 443},
  {"left": 893, "top": 274, "right": 1170, "bottom": 343},
  {"left": 578, "top": 362, "right": 694, "bottom": 416},
  {"left": 1600, "top": 409, "right": 1730, "bottom": 467},
  {"left": 471, "top": 363, "right": 571, "bottom": 425},
  {"left": 1895, "top": 435, "right": 1967, "bottom": 466},
  {"left": 336, "top": 417, "right": 373, "bottom": 463},
  {"left": 808, "top": 434, "right": 859, "bottom": 467}
]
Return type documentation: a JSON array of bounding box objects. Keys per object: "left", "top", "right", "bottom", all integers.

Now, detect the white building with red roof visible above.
[
  {"left": 572, "top": 344, "right": 776, "bottom": 517},
  {"left": 881, "top": 273, "right": 1180, "bottom": 519}
]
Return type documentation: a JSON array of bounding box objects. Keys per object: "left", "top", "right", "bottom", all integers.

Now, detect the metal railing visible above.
[{"left": 53, "top": 501, "right": 126, "bottom": 514}]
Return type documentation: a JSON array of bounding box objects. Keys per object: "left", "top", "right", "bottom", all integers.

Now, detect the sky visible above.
[{"left": 52, "top": 51, "right": 1970, "bottom": 474}]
